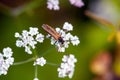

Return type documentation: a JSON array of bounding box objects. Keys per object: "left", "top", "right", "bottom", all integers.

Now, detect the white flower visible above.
[
  {"left": 68, "top": 68, "right": 74, "bottom": 78},
  {"left": 15, "top": 27, "right": 44, "bottom": 54},
  {"left": 63, "top": 33, "right": 72, "bottom": 41},
  {"left": 16, "top": 40, "right": 24, "bottom": 47},
  {"left": 55, "top": 27, "right": 61, "bottom": 32},
  {"left": 3, "top": 47, "right": 13, "bottom": 58},
  {"left": 69, "top": 0, "right": 84, "bottom": 8},
  {"left": 46, "top": 0, "right": 84, "bottom": 10},
  {"left": 57, "top": 54, "right": 77, "bottom": 78},
  {"left": 63, "top": 41, "right": 69, "bottom": 48},
  {"left": 62, "top": 55, "right": 68, "bottom": 62},
  {"left": 0, "top": 67, "right": 7, "bottom": 75},
  {"left": 69, "top": 54, "right": 77, "bottom": 62},
  {"left": 2, "top": 62, "right": 10, "bottom": 70},
  {"left": 34, "top": 77, "right": 39, "bottom": 80},
  {"left": 33, "top": 57, "right": 46, "bottom": 66},
  {"left": 70, "top": 36, "right": 80, "bottom": 46},
  {"left": 28, "top": 39, "right": 37, "bottom": 49},
  {"left": 22, "top": 30, "right": 29, "bottom": 37},
  {"left": 36, "top": 34, "right": 44, "bottom": 43},
  {"left": 46, "top": 22, "right": 80, "bottom": 52},
  {"left": 0, "top": 47, "right": 14, "bottom": 75},
  {"left": 29, "top": 27, "right": 39, "bottom": 36},
  {"left": 0, "top": 58, "right": 3, "bottom": 67},
  {"left": 47, "top": 0, "right": 60, "bottom": 10},
  {"left": 57, "top": 47, "right": 65, "bottom": 52},
  {"left": 25, "top": 46, "right": 32, "bottom": 54},
  {"left": 5, "top": 57, "right": 14, "bottom": 65},
  {"left": 57, "top": 67, "right": 66, "bottom": 78},
  {"left": 63, "top": 22, "right": 73, "bottom": 31},
  {"left": 0, "top": 54, "right": 3, "bottom": 60},
  {"left": 15, "top": 32, "right": 20, "bottom": 38},
  {"left": 50, "top": 37, "right": 56, "bottom": 45}
]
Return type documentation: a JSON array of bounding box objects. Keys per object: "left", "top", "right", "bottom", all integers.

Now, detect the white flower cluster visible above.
[
  {"left": 57, "top": 54, "right": 77, "bottom": 78},
  {"left": 47, "top": 0, "right": 60, "bottom": 10},
  {"left": 47, "top": 0, "right": 84, "bottom": 10},
  {"left": 0, "top": 47, "right": 14, "bottom": 75},
  {"left": 15, "top": 27, "right": 44, "bottom": 54},
  {"left": 33, "top": 57, "right": 46, "bottom": 66},
  {"left": 48, "top": 22, "right": 80, "bottom": 52}
]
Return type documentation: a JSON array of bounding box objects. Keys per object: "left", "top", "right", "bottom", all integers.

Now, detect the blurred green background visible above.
[{"left": 0, "top": 0, "right": 120, "bottom": 80}]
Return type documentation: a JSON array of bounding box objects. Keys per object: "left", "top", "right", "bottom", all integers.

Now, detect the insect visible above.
[{"left": 42, "top": 24, "right": 64, "bottom": 44}]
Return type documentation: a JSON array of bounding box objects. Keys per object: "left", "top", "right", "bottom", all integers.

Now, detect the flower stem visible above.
[
  {"left": 47, "top": 62, "right": 59, "bottom": 67},
  {"left": 13, "top": 57, "right": 35, "bottom": 66},
  {"left": 13, "top": 46, "right": 54, "bottom": 66},
  {"left": 35, "top": 65, "right": 38, "bottom": 78},
  {"left": 33, "top": 49, "right": 38, "bottom": 58}
]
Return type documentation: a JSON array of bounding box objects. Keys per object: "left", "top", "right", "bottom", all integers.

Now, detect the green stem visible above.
[
  {"left": 46, "top": 62, "right": 59, "bottom": 66},
  {"left": 33, "top": 49, "right": 38, "bottom": 58},
  {"left": 35, "top": 65, "right": 38, "bottom": 78},
  {"left": 13, "top": 46, "right": 54, "bottom": 66},
  {"left": 13, "top": 57, "right": 35, "bottom": 66}
]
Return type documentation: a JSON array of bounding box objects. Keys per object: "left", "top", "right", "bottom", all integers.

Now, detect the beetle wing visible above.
[{"left": 42, "top": 24, "right": 61, "bottom": 40}]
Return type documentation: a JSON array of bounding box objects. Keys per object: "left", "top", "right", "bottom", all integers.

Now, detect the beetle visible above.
[{"left": 42, "top": 24, "right": 64, "bottom": 44}]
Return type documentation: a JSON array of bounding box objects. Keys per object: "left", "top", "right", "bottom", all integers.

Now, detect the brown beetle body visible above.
[{"left": 42, "top": 24, "right": 64, "bottom": 44}]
